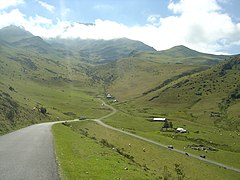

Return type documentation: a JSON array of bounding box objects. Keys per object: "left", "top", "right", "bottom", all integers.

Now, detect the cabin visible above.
[
  {"left": 152, "top": 118, "right": 166, "bottom": 122},
  {"left": 176, "top": 127, "right": 187, "bottom": 133}
]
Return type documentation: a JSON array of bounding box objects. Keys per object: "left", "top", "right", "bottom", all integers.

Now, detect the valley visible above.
[{"left": 0, "top": 25, "right": 240, "bottom": 179}]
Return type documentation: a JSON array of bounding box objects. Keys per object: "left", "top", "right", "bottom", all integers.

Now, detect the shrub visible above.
[{"left": 39, "top": 107, "right": 47, "bottom": 114}]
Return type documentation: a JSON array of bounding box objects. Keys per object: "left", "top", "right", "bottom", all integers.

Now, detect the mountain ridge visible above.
[
  {"left": 0, "top": 25, "right": 232, "bottom": 64},
  {"left": 0, "top": 25, "right": 33, "bottom": 43}
]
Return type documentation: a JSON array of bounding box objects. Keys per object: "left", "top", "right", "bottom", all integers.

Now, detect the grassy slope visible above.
[
  {"left": 92, "top": 54, "right": 207, "bottom": 101},
  {"left": 53, "top": 123, "right": 151, "bottom": 179},
  {"left": 143, "top": 56, "right": 240, "bottom": 129},
  {"left": 0, "top": 44, "right": 108, "bottom": 134},
  {"left": 51, "top": 49, "right": 239, "bottom": 178},
  {"left": 103, "top": 110, "right": 240, "bottom": 169},
  {"left": 101, "top": 56, "right": 240, "bottom": 170},
  {"left": 53, "top": 121, "right": 240, "bottom": 179}
]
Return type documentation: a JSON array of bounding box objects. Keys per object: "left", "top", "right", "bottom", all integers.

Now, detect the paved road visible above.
[
  {"left": 95, "top": 100, "right": 240, "bottom": 173},
  {"left": 0, "top": 120, "right": 78, "bottom": 180}
]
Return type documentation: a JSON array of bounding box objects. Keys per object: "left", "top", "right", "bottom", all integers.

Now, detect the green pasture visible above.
[
  {"left": 53, "top": 120, "right": 240, "bottom": 179},
  {"left": 102, "top": 108, "right": 240, "bottom": 170}
]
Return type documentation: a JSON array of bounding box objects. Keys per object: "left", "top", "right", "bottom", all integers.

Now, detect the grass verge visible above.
[
  {"left": 52, "top": 122, "right": 151, "bottom": 179},
  {"left": 53, "top": 121, "right": 240, "bottom": 179}
]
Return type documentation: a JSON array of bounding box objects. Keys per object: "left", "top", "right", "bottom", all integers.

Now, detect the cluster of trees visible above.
[{"left": 162, "top": 120, "right": 173, "bottom": 131}]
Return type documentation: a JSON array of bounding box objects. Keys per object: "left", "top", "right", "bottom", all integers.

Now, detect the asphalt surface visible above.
[
  {"left": 0, "top": 120, "right": 78, "bottom": 180},
  {"left": 95, "top": 100, "right": 240, "bottom": 174}
]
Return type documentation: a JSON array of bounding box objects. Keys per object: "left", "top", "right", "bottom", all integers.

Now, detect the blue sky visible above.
[
  {"left": 0, "top": 0, "right": 240, "bottom": 54},
  {"left": 19, "top": 0, "right": 169, "bottom": 25}
]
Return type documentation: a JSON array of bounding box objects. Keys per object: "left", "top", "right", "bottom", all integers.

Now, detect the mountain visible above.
[
  {"left": 0, "top": 25, "right": 237, "bottom": 135},
  {"left": 12, "top": 36, "right": 53, "bottom": 54},
  {"left": 155, "top": 45, "right": 227, "bottom": 65},
  {"left": 1, "top": 25, "right": 226, "bottom": 65},
  {"left": 0, "top": 25, "right": 33, "bottom": 43},
  {"left": 159, "top": 45, "right": 208, "bottom": 57},
  {"left": 0, "top": 39, "right": 11, "bottom": 47},
  {"left": 85, "top": 50, "right": 229, "bottom": 101},
  {"left": 48, "top": 37, "right": 156, "bottom": 64},
  {"left": 0, "top": 25, "right": 156, "bottom": 63}
]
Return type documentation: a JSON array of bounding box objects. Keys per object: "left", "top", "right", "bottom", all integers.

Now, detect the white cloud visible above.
[
  {"left": 0, "top": 9, "right": 54, "bottom": 35},
  {"left": 30, "top": 0, "right": 240, "bottom": 54},
  {"left": 162, "top": 0, "right": 240, "bottom": 53},
  {"left": 168, "top": 0, "right": 221, "bottom": 14},
  {"left": 147, "top": 14, "right": 161, "bottom": 26},
  {"left": 0, "top": 0, "right": 239, "bottom": 54},
  {"left": 0, "top": 0, "right": 24, "bottom": 10},
  {"left": 35, "top": 0, "right": 55, "bottom": 13},
  {"left": 0, "top": 9, "right": 26, "bottom": 28},
  {"left": 29, "top": 15, "right": 52, "bottom": 25}
]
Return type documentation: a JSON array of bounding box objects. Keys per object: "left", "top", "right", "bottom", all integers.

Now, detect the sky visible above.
[{"left": 0, "top": 0, "right": 240, "bottom": 54}]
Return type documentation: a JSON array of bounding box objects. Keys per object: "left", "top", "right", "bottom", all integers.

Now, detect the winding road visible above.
[{"left": 0, "top": 100, "right": 239, "bottom": 180}]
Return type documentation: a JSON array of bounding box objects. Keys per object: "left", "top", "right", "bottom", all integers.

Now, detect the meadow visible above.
[{"left": 53, "top": 120, "right": 240, "bottom": 179}]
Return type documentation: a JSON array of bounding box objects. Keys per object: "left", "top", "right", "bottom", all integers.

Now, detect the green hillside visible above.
[
  {"left": 97, "top": 46, "right": 228, "bottom": 100},
  {"left": 1, "top": 25, "right": 240, "bottom": 179},
  {"left": 0, "top": 32, "right": 106, "bottom": 134},
  {"left": 141, "top": 45, "right": 227, "bottom": 65},
  {"left": 48, "top": 37, "right": 156, "bottom": 64},
  {"left": 140, "top": 56, "right": 240, "bottom": 130},
  {"left": 101, "top": 56, "right": 240, "bottom": 172},
  {"left": 12, "top": 36, "right": 53, "bottom": 54}
]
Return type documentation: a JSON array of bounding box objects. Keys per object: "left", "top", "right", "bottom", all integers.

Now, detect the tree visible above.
[
  {"left": 162, "top": 120, "right": 170, "bottom": 131},
  {"left": 39, "top": 107, "right": 47, "bottom": 114},
  {"left": 9, "top": 86, "right": 15, "bottom": 92}
]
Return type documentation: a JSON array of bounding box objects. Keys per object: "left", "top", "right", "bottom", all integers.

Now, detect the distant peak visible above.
[
  {"left": 0, "top": 25, "right": 34, "bottom": 43},
  {"left": 1, "top": 25, "right": 26, "bottom": 31},
  {"left": 0, "top": 25, "right": 33, "bottom": 35},
  {"left": 171, "top": 45, "right": 190, "bottom": 50}
]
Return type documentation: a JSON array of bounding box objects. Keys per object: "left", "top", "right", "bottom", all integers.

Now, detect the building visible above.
[
  {"left": 152, "top": 118, "right": 166, "bottom": 122},
  {"left": 176, "top": 127, "right": 187, "bottom": 133}
]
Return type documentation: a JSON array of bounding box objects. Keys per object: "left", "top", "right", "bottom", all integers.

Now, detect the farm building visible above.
[
  {"left": 176, "top": 127, "right": 187, "bottom": 133},
  {"left": 152, "top": 118, "right": 166, "bottom": 122}
]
